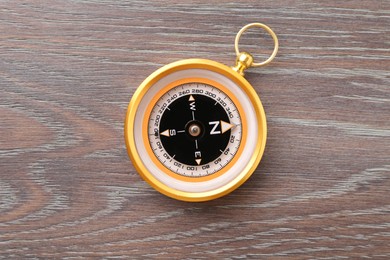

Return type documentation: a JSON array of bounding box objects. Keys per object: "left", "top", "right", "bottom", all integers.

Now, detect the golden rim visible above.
[
  {"left": 142, "top": 77, "right": 247, "bottom": 182},
  {"left": 124, "top": 59, "right": 267, "bottom": 202}
]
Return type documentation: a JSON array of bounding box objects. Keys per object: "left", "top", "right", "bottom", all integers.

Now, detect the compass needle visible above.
[
  {"left": 220, "top": 120, "right": 235, "bottom": 134},
  {"left": 160, "top": 129, "right": 170, "bottom": 137}
]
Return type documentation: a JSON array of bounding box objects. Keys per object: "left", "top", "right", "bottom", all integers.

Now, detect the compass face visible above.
[
  {"left": 126, "top": 59, "right": 266, "bottom": 201},
  {"left": 147, "top": 81, "right": 242, "bottom": 178}
]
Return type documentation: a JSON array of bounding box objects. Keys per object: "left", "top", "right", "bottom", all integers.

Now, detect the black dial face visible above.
[
  {"left": 159, "top": 94, "right": 230, "bottom": 165},
  {"left": 148, "top": 82, "right": 242, "bottom": 177}
]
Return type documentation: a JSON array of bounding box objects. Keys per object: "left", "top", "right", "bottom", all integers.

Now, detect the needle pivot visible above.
[{"left": 189, "top": 123, "right": 201, "bottom": 137}]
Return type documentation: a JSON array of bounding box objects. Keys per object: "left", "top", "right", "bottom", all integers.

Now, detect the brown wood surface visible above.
[{"left": 1, "top": 1, "right": 389, "bottom": 259}]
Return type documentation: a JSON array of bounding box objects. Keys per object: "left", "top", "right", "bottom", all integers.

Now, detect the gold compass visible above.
[{"left": 125, "top": 23, "right": 279, "bottom": 202}]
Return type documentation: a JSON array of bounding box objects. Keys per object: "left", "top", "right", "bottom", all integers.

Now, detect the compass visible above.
[{"left": 125, "top": 23, "right": 279, "bottom": 201}]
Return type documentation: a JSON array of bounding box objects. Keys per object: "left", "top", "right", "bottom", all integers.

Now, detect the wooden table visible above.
[{"left": 1, "top": 1, "right": 389, "bottom": 259}]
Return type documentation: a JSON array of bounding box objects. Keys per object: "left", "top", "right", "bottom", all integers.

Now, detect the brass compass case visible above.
[{"left": 124, "top": 23, "right": 278, "bottom": 202}]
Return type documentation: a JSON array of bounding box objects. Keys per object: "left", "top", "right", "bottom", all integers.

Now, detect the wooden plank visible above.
[{"left": 0, "top": 0, "right": 389, "bottom": 258}]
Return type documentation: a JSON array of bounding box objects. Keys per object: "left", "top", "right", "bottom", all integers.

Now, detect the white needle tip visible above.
[
  {"left": 160, "top": 129, "right": 170, "bottom": 137},
  {"left": 220, "top": 121, "right": 235, "bottom": 134}
]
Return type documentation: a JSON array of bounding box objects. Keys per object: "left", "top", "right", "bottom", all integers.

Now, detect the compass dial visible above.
[
  {"left": 125, "top": 59, "right": 267, "bottom": 201},
  {"left": 148, "top": 82, "right": 242, "bottom": 178}
]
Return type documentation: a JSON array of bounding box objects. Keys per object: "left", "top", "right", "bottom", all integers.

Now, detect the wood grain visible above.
[{"left": 1, "top": 0, "right": 389, "bottom": 259}]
